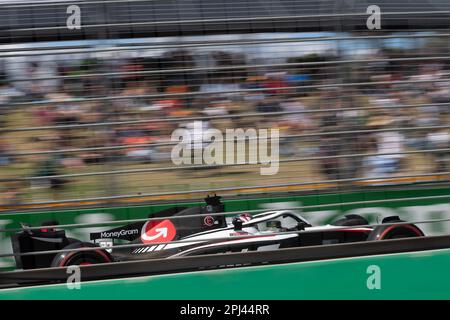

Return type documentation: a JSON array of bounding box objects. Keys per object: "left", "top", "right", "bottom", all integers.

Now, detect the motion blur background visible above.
[{"left": 0, "top": 0, "right": 449, "bottom": 211}]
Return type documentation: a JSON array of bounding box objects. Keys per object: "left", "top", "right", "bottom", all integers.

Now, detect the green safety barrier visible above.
[
  {"left": 1, "top": 186, "right": 449, "bottom": 227},
  {"left": 1, "top": 248, "right": 449, "bottom": 299},
  {"left": 0, "top": 186, "right": 449, "bottom": 270}
]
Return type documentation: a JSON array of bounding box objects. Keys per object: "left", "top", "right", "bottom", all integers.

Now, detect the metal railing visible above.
[{"left": 0, "top": 7, "right": 449, "bottom": 210}]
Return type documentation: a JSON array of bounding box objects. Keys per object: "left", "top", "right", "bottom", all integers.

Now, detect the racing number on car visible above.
[{"left": 141, "top": 219, "right": 177, "bottom": 243}]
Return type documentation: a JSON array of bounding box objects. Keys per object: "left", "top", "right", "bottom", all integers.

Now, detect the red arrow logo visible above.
[{"left": 141, "top": 219, "right": 176, "bottom": 244}]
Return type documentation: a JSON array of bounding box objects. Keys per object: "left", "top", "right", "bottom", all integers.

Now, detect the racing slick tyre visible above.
[
  {"left": 367, "top": 224, "right": 424, "bottom": 241},
  {"left": 50, "top": 242, "right": 112, "bottom": 267}
]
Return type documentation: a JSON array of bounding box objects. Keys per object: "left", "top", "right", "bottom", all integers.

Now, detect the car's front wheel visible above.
[{"left": 367, "top": 224, "right": 424, "bottom": 241}]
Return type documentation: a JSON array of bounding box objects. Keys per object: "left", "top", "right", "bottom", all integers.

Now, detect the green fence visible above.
[
  {"left": 1, "top": 248, "right": 449, "bottom": 299},
  {"left": 1, "top": 186, "right": 450, "bottom": 270}
]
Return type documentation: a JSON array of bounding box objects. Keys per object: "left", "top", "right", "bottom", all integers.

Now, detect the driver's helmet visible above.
[{"left": 236, "top": 213, "right": 252, "bottom": 223}]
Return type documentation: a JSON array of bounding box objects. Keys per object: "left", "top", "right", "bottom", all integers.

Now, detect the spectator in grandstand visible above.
[
  {"left": 318, "top": 134, "right": 342, "bottom": 181},
  {"left": 31, "top": 154, "right": 68, "bottom": 191},
  {"left": 363, "top": 115, "right": 406, "bottom": 178},
  {"left": 0, "top": 139, "right": 11, "bottom": 166},
  {"left": 278, "top": 97, "right": 316, "bottom": 157},
  {"left": 0, "top": 182, "right": 23, "bottom": 206},
  {"left": 33, "top": 105, "right": 57, "bottom": 126},
  {"left": 264, "top": 72, "right": 288, "bottom": 95},
  {"left": 426, "top": 126, "right": 449, "bottom": 173},
  {"left": 256, "top": 95, "right": 282, "bottom": 113},
  {"left": 280, "top": 98, "right": 310, "bottom": 129},
  {"left": 24, "top": 62, "right": 51, "bottom": 101}
]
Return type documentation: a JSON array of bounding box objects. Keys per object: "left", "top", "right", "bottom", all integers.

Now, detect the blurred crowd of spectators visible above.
[{"left": 0, "top": 46, "right": 449, "bottom": 204}]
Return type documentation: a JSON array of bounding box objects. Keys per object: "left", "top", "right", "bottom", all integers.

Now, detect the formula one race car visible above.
[{"left": 11, "top": 195, "right": 425, "bottom": 270}]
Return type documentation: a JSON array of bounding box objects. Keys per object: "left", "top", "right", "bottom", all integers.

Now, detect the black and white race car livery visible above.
[{"left": 11, "top": 195, "right": 425, "bottom": 269}]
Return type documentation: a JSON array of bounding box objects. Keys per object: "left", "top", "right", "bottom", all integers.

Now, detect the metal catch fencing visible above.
[{"left": 0, "top": 2, "right": 449, "bottom": 210}]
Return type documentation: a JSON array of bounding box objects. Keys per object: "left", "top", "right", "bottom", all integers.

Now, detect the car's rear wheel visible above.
[{"left": 51, "top": 242, "right": 111, "bottom": 267}]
